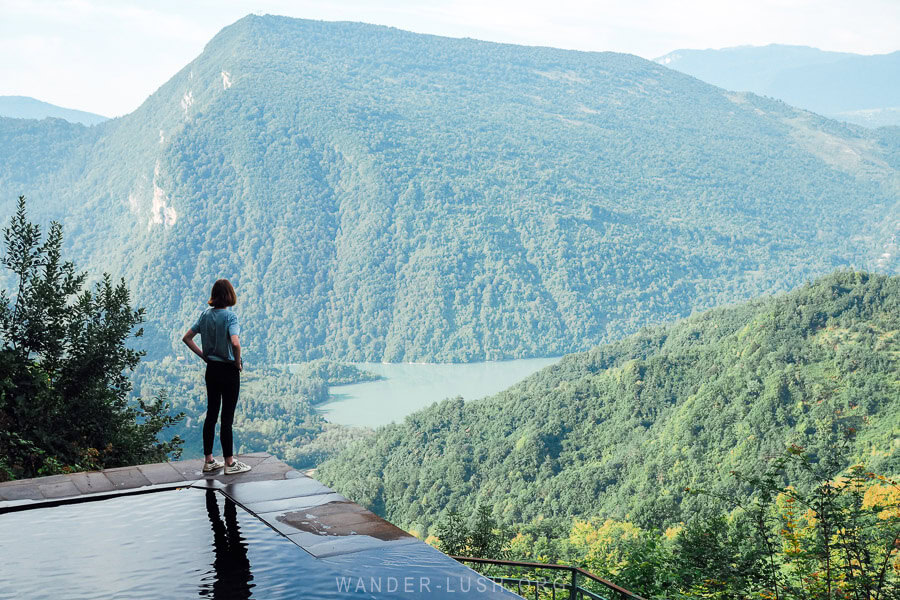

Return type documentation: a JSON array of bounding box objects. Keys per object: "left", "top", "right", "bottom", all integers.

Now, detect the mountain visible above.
[
  {"left": 1, "top": 16, "right": 898, "bottom": 363},
  {"left": 0, "top": 96, "right": 108, "bottom": 126},
  {"left": 654, "top": 45, "right": 856, "bottom": 94},
  {"left": 317, "top": 271, "right": 900, "bottom": 534},
  {"left": 655, "top": 45, "right": 900, "bottom": 127}
]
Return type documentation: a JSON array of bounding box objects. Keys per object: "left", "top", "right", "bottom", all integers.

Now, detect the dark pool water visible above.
[
  {"left": 0, "top": 488, "right": 335, "bottom": 599},
  {"left": 0, "top": 488, "right": 519, "bottom": 599}
]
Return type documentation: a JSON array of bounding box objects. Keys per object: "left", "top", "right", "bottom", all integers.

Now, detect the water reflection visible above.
[{"left": 200, "top": 490, "right": 253, "bottom": 599}]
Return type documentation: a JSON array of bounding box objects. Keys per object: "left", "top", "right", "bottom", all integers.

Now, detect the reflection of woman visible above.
[
  {"left": 201, "top": 489, "right": 253, "bottom": 599},
  {"left": 182, "top": 278, "right": 251, "bottom": 475}
]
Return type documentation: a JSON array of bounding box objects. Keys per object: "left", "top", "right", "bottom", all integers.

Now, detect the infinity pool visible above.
[
  {"left": 0, "top": 488, "right": 337, "bottom": 599},
  {"left": 0, "top": 486, "right": 519, "bottom": 599}
]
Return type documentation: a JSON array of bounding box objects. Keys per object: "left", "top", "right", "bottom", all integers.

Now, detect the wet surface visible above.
[
  {"left": 0, "top": 488, "right": 333, "bottom": 599},
  {"left": 223, "top": 477, "right": 332, "bottom": 505},
  {"left": 242, "top": 491, "right": 349, "bottom": 515},
  {"left": 323, "top": 543, "right": 517, "bottom": 596},
  {"left": 257, "top": 496, "right": 420, "bottom": 559},
  {"left": 271, "top": 501, "right": 408, "bottom": 540},
  {"left": 0, "top": 480, "right": 522, "bottom": 598}
]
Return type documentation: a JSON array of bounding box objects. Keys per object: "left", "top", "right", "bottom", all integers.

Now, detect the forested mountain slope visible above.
[
  {"left": 317, "top": 272, "right": 900, "bottom": 534},
  {"left": 1, "top": 16, "right": 898, "bottom": 362}
]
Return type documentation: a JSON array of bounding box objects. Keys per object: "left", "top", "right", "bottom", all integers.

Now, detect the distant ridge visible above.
[
  {"left": 1, "top": 16, "right": 898, "bottom": 362},
  {"left": 0, "top": 96, "right": 108, "bottom": 126},
  {"left": 655, "top": 44, "right": 900, "bottom": 127}
]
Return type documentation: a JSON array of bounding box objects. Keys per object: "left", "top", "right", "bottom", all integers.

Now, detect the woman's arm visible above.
[
  {"left": 182, "top": 329, "right": 207, "bottom": 363},
  {"left": 230, "top": 334, "right": 242, "bottom": 371}
]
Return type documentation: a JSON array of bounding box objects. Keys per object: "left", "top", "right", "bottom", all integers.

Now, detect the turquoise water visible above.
[{"left": 318, "top": 358, "right": 560, "bottom": 427}]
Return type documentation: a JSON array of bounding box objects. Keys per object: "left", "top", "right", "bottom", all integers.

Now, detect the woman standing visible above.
[{"left": 182, "top": 279, "right": 251, "bottom": 475}]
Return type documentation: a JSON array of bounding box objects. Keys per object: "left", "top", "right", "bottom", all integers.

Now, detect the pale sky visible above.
[{"left": 1, "top": 0, "right": 898, "bottom": 118}]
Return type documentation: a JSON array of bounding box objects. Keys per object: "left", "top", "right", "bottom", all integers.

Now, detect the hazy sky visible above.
[{"left": 1, "top": 0, "right": 898, "bottom": 118}]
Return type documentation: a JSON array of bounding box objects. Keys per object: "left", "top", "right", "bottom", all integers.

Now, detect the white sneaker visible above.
[
  {"left": 202, "top": 459, "right": 225, "bottom": 473},
  {"left": 224, "top": 460, "right": 252, "bottom": 475}
]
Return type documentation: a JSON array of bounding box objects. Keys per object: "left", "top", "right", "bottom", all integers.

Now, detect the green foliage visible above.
[
  {"left": 435, "top": 510, "right": 469, "bottom": 556},
  {"left": 288, "top": 359, "right": 379, "bottom": 387},
  {"left": 0, "top": 197, "right": 183, "bottom": 480},
  {"left": 495, "top": 447, "right": 900, "bottom": 599},
  {"left": 286, "top": 359, "right": 379, "bottom": 405},
  {"left": 667, "top": 513, "right": 765, "bottom": 597},
  {"left": 566, "top": 518, "right": 673, "bottom": 595},
  {"left": 469, "top": 505, "right": 507, "bottom": 560},
  {"left": 435, "top": 505, "right": 509, "bottom": 559},
  {"left": 318, "top": 271, "right": 900, "bottom": 535},
  {"left": 2, "top": 16, "right": 898, "bottom": 363},
  {"left": 723, "top": 443, "right": 900, "bottom": 599}
]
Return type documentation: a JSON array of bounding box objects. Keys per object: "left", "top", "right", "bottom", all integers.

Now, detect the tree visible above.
[
  {"left": 434, "top": 505, "right": 510, "bottom": 559},
  {"left": 469, "top": 504, "right": 508, "bottom": 559},
  {"left": 566, "top": 517, "right": 673, "bottom": 597},
  {"left": 723, "top": 443, "right": 900, "bottom": 600},
  {"left": 0, "top": 196, "right": 183, "bottom": 481},
  {"left": 435, "top": 509, "right": 470, "bottom": 556}
]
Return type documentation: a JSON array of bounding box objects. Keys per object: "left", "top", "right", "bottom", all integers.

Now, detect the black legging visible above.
[{"left": 203, "top": 361, "right": 240, "bottom": 457}]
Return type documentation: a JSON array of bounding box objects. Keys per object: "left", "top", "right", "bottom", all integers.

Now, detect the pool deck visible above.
[
  {"left": 0, "top": 454, "right": 522, "bottom": 597},
  {"left": 0, "top": 452, "right": 299, "bottom": 503},
  {"left": 0, "top": 452, "right": 301, "bottom": 503}
]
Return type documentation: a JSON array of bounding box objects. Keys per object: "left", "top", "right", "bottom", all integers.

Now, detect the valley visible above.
[
  {"left": 2, "top": 12, "right": 899, "bottom": 598},
  {"left": 318, "top": 271, "right": 900, "bottom": 534}
]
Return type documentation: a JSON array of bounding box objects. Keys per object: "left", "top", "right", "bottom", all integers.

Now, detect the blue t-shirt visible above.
[{"left": 191, "top": 308, "right": 240, "bottom": 362}]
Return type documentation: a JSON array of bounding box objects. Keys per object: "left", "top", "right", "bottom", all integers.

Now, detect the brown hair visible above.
[{"left": 208, "top": 279, "right": 237, "bottom": 308}]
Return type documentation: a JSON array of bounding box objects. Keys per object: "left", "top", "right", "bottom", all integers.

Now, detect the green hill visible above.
[
  {"left": 317, "top": 272, "right": 900, "bottom": 533},
  {"left": 1, "top": 16, "right": 898, "bottom": 362}
]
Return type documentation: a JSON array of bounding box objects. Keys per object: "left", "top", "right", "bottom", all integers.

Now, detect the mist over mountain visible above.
[
  {"left": 0, "top": 96, "right": 108, "bottom": 126},
  {"left": 655, "top": 45, "right": 900, "bottom": 127},
  {"left": 1, "top": 16, "right": 898, "bottom": 363}
]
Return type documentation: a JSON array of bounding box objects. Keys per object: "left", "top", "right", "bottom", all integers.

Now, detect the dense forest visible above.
[
  {"left": 3, "top": 16, "right": 899, "bottom": 596},
  {"left": 436, "top": 443, "right": 900, "bottom": 599},
  {"left": 318, "top": 271, "right": 900, "bottom": 537},
  {"left": 1, "top": 15, "right": 898, "bottom": 362}
]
